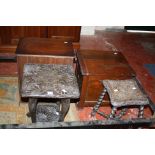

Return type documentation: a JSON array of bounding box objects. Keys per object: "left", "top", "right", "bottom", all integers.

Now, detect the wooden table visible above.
[
  {"left": 21, "top": 64, "right": 80, "bottom": 122},
  {"left": 76, "top": 50, "right": 136, "bottom": 107}
]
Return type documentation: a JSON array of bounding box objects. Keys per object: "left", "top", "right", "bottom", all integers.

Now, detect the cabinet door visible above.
[
  {"left": 47, "top": 26, "right": 81, "bottom": 42},
  {"left": 0, "top": 26, "right": 47, "bottom": 45}
]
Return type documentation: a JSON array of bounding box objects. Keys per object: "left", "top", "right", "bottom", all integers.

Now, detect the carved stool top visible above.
[
  {"left": 21, "top": 64, "right": 80, "bottom": 99},
  {"left": 102, "top": 79, "right": 149, "bottom": 107}
]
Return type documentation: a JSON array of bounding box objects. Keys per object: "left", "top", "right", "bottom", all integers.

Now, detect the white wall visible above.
[
  {"left": 95, "top": 26, "right": 124, "bottom": 30},
  {"left": 80, "top": 26, "right": 95, "bottom": 35},
  {"left": 81, "top": 26, "right": 124, "bottom": 35}
]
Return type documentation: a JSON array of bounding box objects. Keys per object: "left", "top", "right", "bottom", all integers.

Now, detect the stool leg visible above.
[
  {"left": 59, "top": 99, "right": 70, "bottom": 122},
  {"left": 116, "top": 108, "right": 127, "bottom": 119},
  {"left": 91, "top": 88, "right": 107, "bottom": 117},
  {"left": 27, "top": 98, "right": 38, "bottom": 123},
  {"left": 138, "top": 105, "right": 144, "bottom": 118},
  {"left": 109, "top": 107, "right": 117, "bottom": 119}
]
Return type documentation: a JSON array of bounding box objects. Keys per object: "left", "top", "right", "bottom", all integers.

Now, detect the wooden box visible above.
[{"left": 76, "top": 50, "right": 136, "bottom": 107}]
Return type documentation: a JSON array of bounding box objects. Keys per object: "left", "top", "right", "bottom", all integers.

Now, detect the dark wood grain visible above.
[
  {"left": 48, "top": 26, "right": 81, "bottom": 42},
  {"left": 0, "top": 26, "right": 47, "bottom": 45},
  {"left": 0, "top": 45, "right": 17, "bottom": 53},
  {"left": 0, "top": 26, "right": 81, "bottom": 45},
  {"left": 16, "top": 37, "right": 74, "bottom": 56}
]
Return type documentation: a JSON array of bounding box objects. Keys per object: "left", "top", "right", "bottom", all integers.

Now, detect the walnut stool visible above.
[{"left": 91, "top": 79, "right": 149, "bottom": 119}]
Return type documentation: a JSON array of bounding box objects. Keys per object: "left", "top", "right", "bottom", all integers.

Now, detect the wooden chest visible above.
[
  {"left": 76, "top": 50, "right": 136, "bottom": 107},
  {"left": 16, "top": 37, "right": 75, "bottom": 89}
]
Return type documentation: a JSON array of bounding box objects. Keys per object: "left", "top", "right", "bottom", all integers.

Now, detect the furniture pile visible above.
[{"left": 16, "top": 37, "right": 155, "bottom": 128}]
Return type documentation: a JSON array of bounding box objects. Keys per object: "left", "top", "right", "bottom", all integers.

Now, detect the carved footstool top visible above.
[
  {"left": 21, "top": 64, "right": 80, "bottom": 99},
  {"left": 102, "top": 79, "right": 149, "bottom": 107}
]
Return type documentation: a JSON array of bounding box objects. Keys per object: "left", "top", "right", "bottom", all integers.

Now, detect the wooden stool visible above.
[
  {"left": 21, "top": 64, "right": 80, "bottom": 122},
  {"left": 91, "top": 79, "right": 149, "bottom": 119}
]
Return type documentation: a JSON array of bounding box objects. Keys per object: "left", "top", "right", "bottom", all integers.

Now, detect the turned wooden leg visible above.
[
  {"left": 116, "top": 108, "right": 127, "bottom": 119},
  {"left": 27, "top": 98, "right": 38, "bottom": 123},
  {"left": 109, "top": 107, "right": 117, "bottom": 119},
  {"left": 138, "top": 105, "right": 144, "bottom": 118},
  {"left": 91, "top": 88, "right": 107, "bottom": 117},
  {"left": 59, "top": 99, "right": 70, "bottom": 122}
]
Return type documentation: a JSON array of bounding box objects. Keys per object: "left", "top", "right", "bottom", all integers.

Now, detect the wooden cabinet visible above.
[
  {"left": 0, "top": 26, "right": 81, "bottom": 45},
  {"left": 76, "top": 50, "right": 136, "bottom": 107}
]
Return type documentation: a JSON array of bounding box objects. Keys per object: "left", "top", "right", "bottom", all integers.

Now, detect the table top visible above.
[
  {"left": 16, "top": 38, "right": 74, "bottom": 57},
  {"left": 21, "top": 64, "right": 80, "bottom": 98},
  {"left": 77, "top": 50, "right": 136, "bottom": 78}
]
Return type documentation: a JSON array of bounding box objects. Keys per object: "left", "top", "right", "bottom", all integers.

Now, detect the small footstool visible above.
[{"left": 91, "top": 79, "right": 149, "bottom": 119}]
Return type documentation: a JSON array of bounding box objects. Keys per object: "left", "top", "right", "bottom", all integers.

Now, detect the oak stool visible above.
[{"left": 91, "top": 79, "right": 149, "bottom": 119}]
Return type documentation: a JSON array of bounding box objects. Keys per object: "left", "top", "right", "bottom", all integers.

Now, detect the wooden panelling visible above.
[
  {"left": 24, "top": 26, "right": 47, "bottom": 37},
  {"left": 0, "top": 45, "right": 17, "bottom": 53},
  {"left": 0, "top": 26, "right": 47, "bottom": 45},
  {"left": 0, "top": 26, "right": 81, "bottom": 46},
  {"left": 48, "top": 26, "right": 81, "bottom": 42},
  {"left": 0, "top": 37, "right": 1, "bottom": 44},
  {"left": 0, "top": 26, "right": 12, "bottom": 44}
]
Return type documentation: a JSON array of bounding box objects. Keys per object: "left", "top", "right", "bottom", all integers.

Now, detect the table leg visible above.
[
  {"left": 27, "top": 98, "right": 38, "bottom": 123},
  {"left": 59, "top": 99, "right": 70, "bottom": 122}
]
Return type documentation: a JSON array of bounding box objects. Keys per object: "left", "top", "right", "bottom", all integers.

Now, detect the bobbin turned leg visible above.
[
  {"left": 109, "top": 107, "right": 117, "bottom": 119},
  {"left": 115, "top": 108, "right": 127, "bottom": 119},
  {"left": 91, "top": 88, "right": 107, "bottom": 117},
  {"left": 138, "top": 105, "right": 144, "bottom": 118}
]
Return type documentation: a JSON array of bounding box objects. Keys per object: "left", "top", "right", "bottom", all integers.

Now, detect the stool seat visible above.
[
  {"left": 102, "top": 79, "right": 149, "bottom": 107},
  {"left": 21, "top": 64, "right": 80, "bottom": 99}
]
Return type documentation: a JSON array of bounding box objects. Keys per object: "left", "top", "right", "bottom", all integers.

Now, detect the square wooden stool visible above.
[
  {"left": 21, "top": 63, "right": 80, "bottom": 122},
  {"left": 91, "top": 79, "right": 149, "bottom": 119}
]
